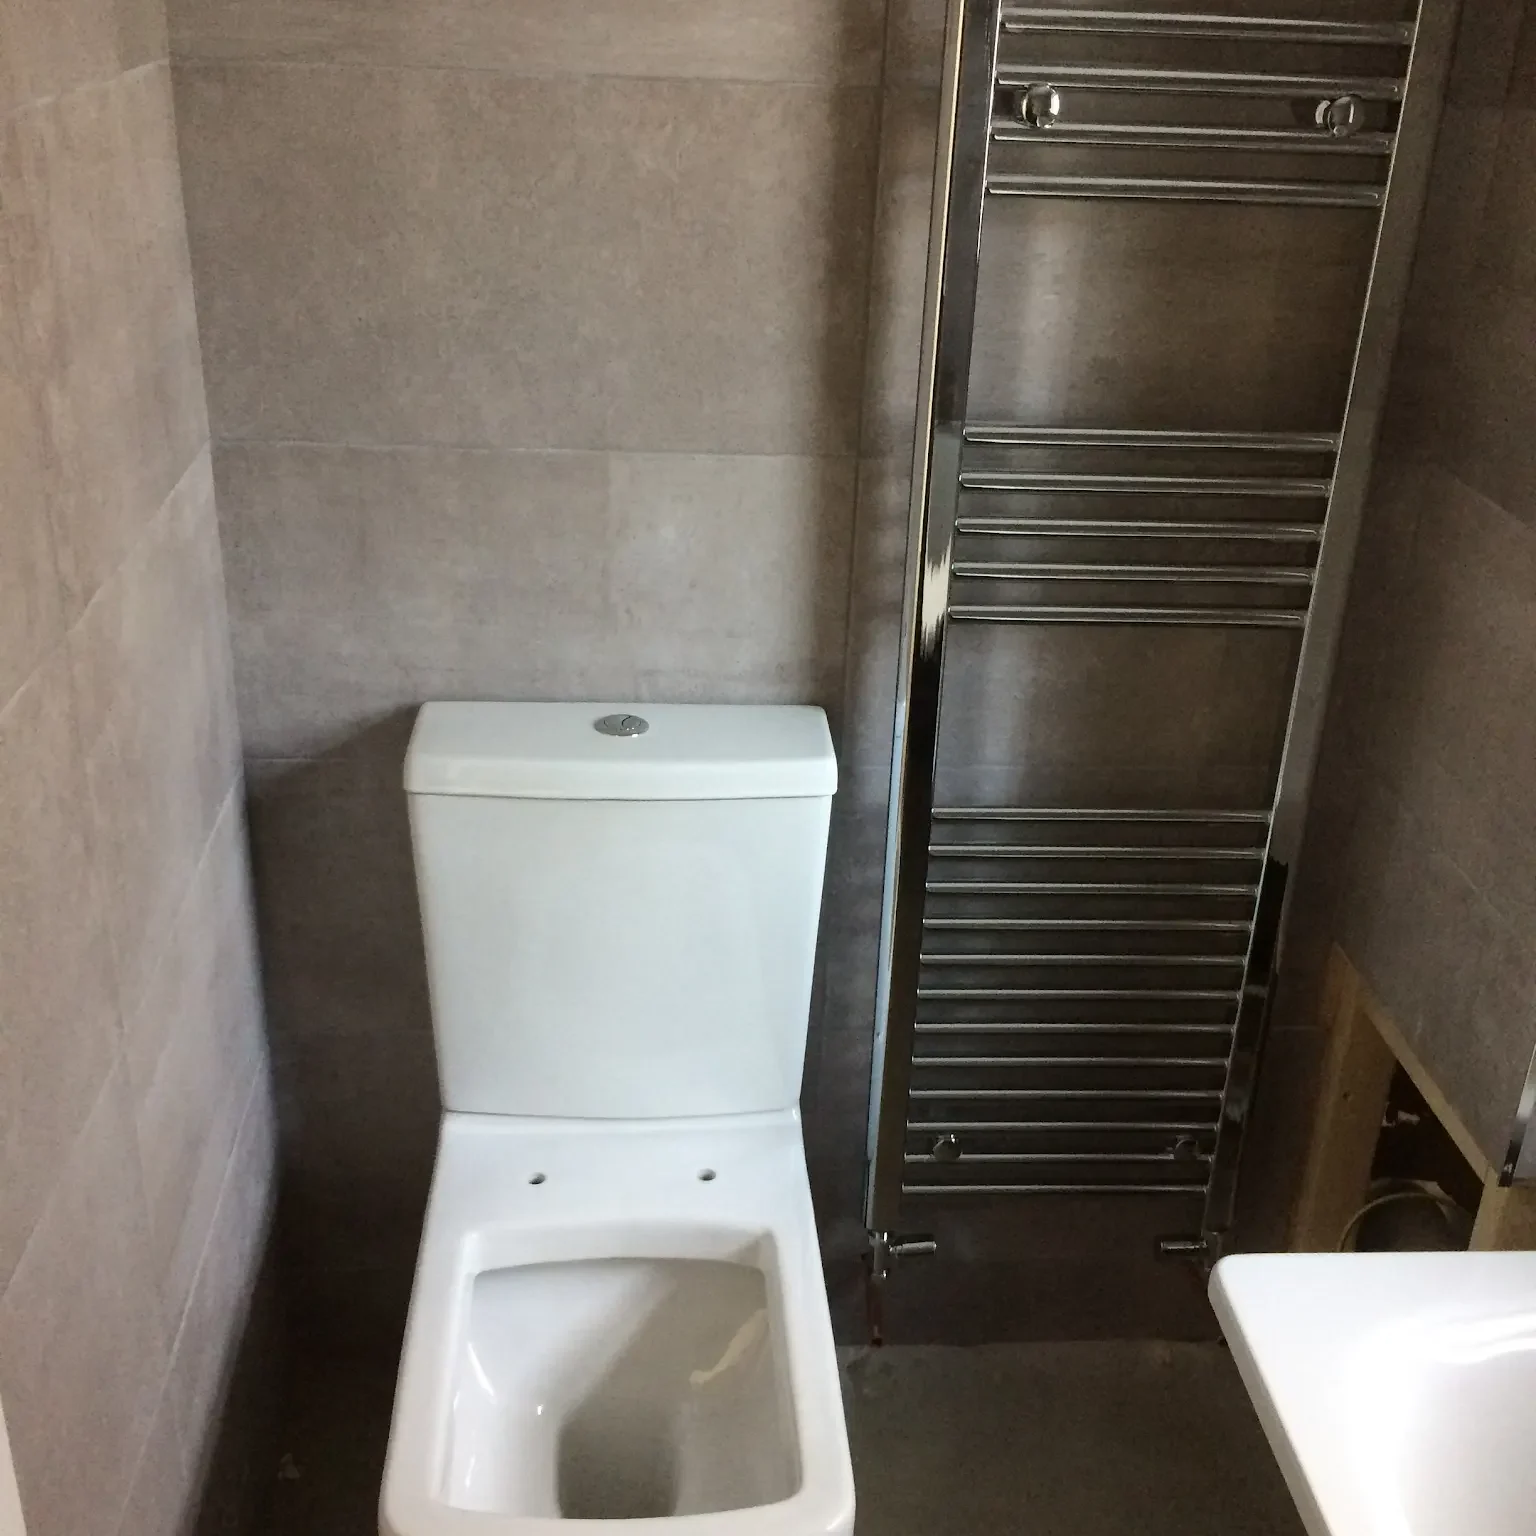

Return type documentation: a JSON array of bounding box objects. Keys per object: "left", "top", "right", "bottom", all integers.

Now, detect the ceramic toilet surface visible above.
[
  {"left": 379, "top": 1111, "right": 855, "bottom": 1536},
  {"left": 448, "top": 1256, "right": 795, "bottom": 1520}
]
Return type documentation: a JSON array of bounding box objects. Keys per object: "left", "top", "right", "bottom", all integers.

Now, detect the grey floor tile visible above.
[
  {"left": 841, "top": 1343, "right": 1304, "bottom": 1536},
  {"left": 254, "top": 1341, "right": 1302, "bottom": 1536},
  {"left": 256, "top": 1354, "right": 400, "bottom": 1536}
]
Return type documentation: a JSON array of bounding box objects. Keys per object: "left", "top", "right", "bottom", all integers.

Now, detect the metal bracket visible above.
[
  {"left": 866, "top": 1230, "right": 939, "bottom": 1344},
  {"left": 868, "top": 1230, "right": 938, "bottom": 1284},
  {"left": 1157, "top": 1232, "right": 1222, "bottom": 1271}
]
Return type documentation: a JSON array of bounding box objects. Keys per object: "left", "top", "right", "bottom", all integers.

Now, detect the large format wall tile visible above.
[
  {"left": 0, "top": 651, "right": 122, "bottom": 1290},
  {"left": 0, "top": 258, "right": 63, "bottom": 711},
  {"left": 0, "top": 0, "right": 165, "bottom": 118},
  {"left": 0, "top": 1067, "right": 169, "bottom": 1536},
  {"left": 217, "top": 443, "right": 609, "bottom": 755},
  {"left": 838, "top": 459, "right": 909, "bottom": 777},
  {"left": 217, "top": 442, "right": 856, "bottom": 756},
  {"left": 860, "top": 89, "right": 939, "bottom": 462},
  {"left": 605, "top": 452, "right": 856, "bottom": 709},
  {"left": 270, "top": 1026, "right": 441, "bottom": 1289},
  {"left": 3, "top": 63, "right": 206, "bottom": 614},
  {"left": 69, "top": 451, "right": 241, "bottom": 1020},
  {"left": 1438, "top": 277, "right": 1536, "bottom": 527},
  {"left": 885, "top": 0, "right": 947, "bottom": 86},
  {"left": 169, "top": 0, "right": 887, "bottom": 83},
  {"left": 166, "top": 1075, "right": 274, "bottom": 1485},
  {"left": 1366, "top": 467, "right": 1536, "bottom": 933},
  {"left": 246, "top": 741, "right": 433, "bottom": 1047},
  {"left": 934, "top": 625, "right": 1296, "bottom": 809},
  {"left": 129, "top": 795, "right": 266, "bottom": 1336},
  {"left": 2, "top": 5, "right": 278, "bottom": 1532},
  {"left": 175, "top": 66, "right": 878, "bottom": 454},
  {"left": 112, "top": 1388, "right": 191, "bottom": 1536},
  {"left": 971, "top": 201, "right": 1374, "bottom": 432},
  {"left": 1338, "top": 790, "right": 1536, "bottom": 1163}
]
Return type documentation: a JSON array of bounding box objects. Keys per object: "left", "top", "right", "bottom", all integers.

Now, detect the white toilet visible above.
[{"left": 380, "top": 702, "right": 856, "bottom": 1536}]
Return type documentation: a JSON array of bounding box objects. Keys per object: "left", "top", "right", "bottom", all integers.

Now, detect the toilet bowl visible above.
[
  {"left": 380, "top": 702, "right": 855, "bottom": 1534},
  {"left": 381, "top": 1113, "right": 852, "bottom": 1535}
]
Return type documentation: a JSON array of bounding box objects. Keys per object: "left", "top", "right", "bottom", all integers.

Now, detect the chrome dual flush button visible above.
[{"left": 594, "top": 712, "right": 649, "bottom": 738}]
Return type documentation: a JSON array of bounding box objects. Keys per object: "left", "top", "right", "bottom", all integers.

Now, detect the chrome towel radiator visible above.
[{"left": 865, "top": 0, "right": 1456, "bottom": 1273}]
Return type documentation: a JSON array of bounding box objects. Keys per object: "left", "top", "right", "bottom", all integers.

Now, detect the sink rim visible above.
[{"left": 1211, "top": 1250, "right": 1536, "bottom": 1536}]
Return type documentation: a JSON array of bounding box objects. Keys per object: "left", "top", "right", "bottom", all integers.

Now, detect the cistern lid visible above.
[{"left": 404, "top": 701, "right": 837, "bottom": 800}]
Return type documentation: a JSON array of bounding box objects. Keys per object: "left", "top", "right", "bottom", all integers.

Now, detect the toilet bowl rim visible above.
[{"left": 380, "top": 1112, "right": 855, "bottom": 1536}]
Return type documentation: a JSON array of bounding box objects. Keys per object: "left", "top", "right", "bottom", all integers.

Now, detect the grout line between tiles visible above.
[{"left": 169, "top": 54, "right": 884, "bottom": 92}]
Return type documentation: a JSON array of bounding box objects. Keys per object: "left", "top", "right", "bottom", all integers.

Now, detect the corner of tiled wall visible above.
[{"left": 0, "top": 1, "right": 277, "bottom": 1532}]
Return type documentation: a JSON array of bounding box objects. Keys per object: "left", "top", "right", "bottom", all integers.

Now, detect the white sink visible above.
[{"left": 1211, "top": 1252, "right": 1536, "bottom": 1536}]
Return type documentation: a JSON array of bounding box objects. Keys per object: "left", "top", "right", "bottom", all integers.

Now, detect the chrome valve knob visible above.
[
  {"left": 1316, "top": 94, "right": 1364, "bottom": 138},
  {"left": 1018, "top": 83, "right": 1061, "bottom": 129}
]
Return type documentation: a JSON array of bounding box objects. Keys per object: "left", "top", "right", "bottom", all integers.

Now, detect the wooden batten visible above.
[{"left": 1292, "top": 945, "right": 1536, "bottom": 1252}]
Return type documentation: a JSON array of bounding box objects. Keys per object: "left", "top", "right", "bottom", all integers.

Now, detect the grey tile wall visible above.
[
  {"left": 215, "top": 444, "right": 856, "bottom": 759},
  {"left": 175, "top": 66, "right": 877, "bottom": 455},
  {"left": 0, "top": 2, "right": 275, "bottom": 1531},
  {"left": 170, "top": 0, "right": 892, "bottom": 1339},
  {"left": 0, "top": 0, "right": 166, "bottom": 116},
  {"left": 1252, "top": 0, "right": 1536, "bottom": 1212},
  {"left": 885, "top": 0, "right": 948, "bottom": 87},
  {"left": 0, "top": 650, "right": 121, "bottom": 1286},
  {"left": 168, "top": 0, "right": 889, "bottom": 83},
  {"left": 970, "top": 202, "right": 1372, "bottom": 433},
  {"left": 4, "top": 63, "right": 207, "bottom": 613}
]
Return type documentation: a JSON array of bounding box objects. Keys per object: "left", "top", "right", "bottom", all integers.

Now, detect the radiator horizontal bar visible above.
[
  {"left": 988, "top": 172, "right": 1384, "bottom": 206},
  {"left": 962, "top": 424, "right": 1341, "bottom": 451},
  {"left": 913, "top": 1055, "right": 1227, "bottom": 1069},
  {"left": 920, "top": 952, "right": 1246, "bottom": 967},
  {"left": 918, "top": 987, "right": 1239, "bottom": 1001},
  {"left": 956, "top": 516, "right": 1324, "bottom": 540},
  {"left": 992, "top": 118, "right": 1395, "bottom": 156},
  {"left": 959, "top": 470, "right": 1332, "bottom": 496},
  {"left": 901, "top": 1181, "right": 1208, "bottom": 1195},
  {"left": 994, "top": 62, "right": 1405, "bottom": 100},
  {"left": 927, "top": 879, "right": 1259, "bottom": 895},
  {"left": 997, "top": 8, "right": 1414, "bottom": 46},
  {"left": 910, "top": 1086, "right": 1223, "bottom": 1100},
  {"left": 948, "top": 603, "right": 1307, "bottom": 626},
  {"left": 914, "top": 1021, "right": 1235, "bottom": 1035},
  {"left": 958, "top": 519, "right": 1320, "bottom": 543},
  {"left": 906, "top": 1150, "right": 1212, "bottom": 1165},
  {"left": 910, "top": 1118, "right": 1220, "bottom": 1133},
  {"left": 953, "top": 559, "right": 1316, "bottom": 584},
  {"left": 928, "top": 842, "right": 1263, "bottom": 860},
  {"left": 931, "top": 806, "right": 1271, "bottom": 823},
  {"left": 923, "top": 918, "right": 1254, "bottom": 932}
]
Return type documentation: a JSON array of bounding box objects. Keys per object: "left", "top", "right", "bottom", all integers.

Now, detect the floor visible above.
[
  {"left": 840, "top": 1345, "right": 1302, "bottom": 1536},
  {"left": 255, "top": 1341, "right": 1302, "bottom": 1535}
]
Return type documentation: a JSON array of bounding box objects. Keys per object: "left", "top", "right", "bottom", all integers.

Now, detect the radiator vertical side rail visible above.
[{"left": 865, "top": 0, "right": 1005, "bottom": 1232}]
